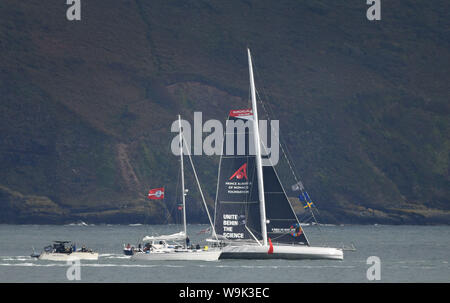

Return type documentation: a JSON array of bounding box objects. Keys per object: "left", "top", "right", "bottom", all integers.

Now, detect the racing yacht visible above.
[{"left": 211, "top": 49, "right": 343, "bottom": 260}]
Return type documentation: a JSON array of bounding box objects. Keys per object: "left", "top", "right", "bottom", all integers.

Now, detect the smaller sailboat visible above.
[
  {"left": 32, "top": 241, "right": 99, "bottom": 261},
  {"left": 131, "top": 115, "right": 221, "bottom": 261}
]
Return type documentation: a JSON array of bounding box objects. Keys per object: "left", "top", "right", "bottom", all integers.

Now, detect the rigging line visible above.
[
  {"left": 252, "top": 70, "right": 323, "bottom": 229},
  {"left": 213, "top": 113, "right": 229, "bottom": 225},
  {"left": 255, "top": 86, "right": 301, "bottom": 187},
  {"left": 256, "top": 92, "right": 321, "bottom": 226},
  {"left": 299, "top": 213, "right": 314, "bottom": 224},
  {"left": 161, "top": 157, "right": 182, "bottom": 226},
  {"left": 162, "top": 164, "right": 180, "bottom": 229},
  {"left": 181, "top": 133, "right": 219, "bottom": 241},
  {"left": 259, "top": 138, "right": 312, "bottom": 246},
  {"left": 245, "top": 224, "right": 262, "bottom": 238},
  {"left": 245, "top": 225, "right": 262, "bottom": 246},
  {"left": 251, "top": 59, "right": 325, "bottom": 239},
  {"left": 259, "top": 108, "right": 325, "bottom": 239},
  {"left": 253, "top": 90, "right": 305, "bottom": 202},
  {"left": 251, "top": 57, "right": 305, "bottom": 186},
  {"left": 212, "top": 147, "right": 222, "bottom": 229},
  {"left": 213, "top": 112, "right": 230, "bottom": 229},
  {"left": 161, "top": 183, "right": 171, "bottom": 225},
  {"left": 248, "top": 55, "right": 303, "bottom": 190},
  {"left": 298, "top": 210, "right": 315, "bottom": 224},
  {"left": 250, "top": 73, "right": 322, "bottom": 245},
  {"left": 152, "top": 133, "right": 179, "bottom": 226},
  {"left": 245, "top": 148, "right": 259, "bottom": 226},
  {"left": 269, "top": 232, "right": 295, "bottom": 242},
  {"left": 255, "top": 89, "right": 299, "bottom": 185}
]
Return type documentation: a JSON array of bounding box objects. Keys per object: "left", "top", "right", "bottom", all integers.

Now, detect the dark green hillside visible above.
[{"left": 0, "top": 0, "right": 448, "bottom": 224}]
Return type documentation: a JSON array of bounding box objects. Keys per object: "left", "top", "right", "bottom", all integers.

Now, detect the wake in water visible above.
[
  {"left": 99, "top": 253, "right": 131, "bottom": 259},
  {"left": 65, "top": 221, "right": 93, "bottom": 226}
]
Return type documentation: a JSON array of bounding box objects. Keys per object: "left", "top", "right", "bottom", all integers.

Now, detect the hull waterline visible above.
[
  {"left": 38, "top": 252, "right": 99, "bottom": 261},
  {"left": 219, "top": 245, "right": 343, "bottom": 260},
  {"left": 131, "top": 250, "right": 221, "bottom": 261}
]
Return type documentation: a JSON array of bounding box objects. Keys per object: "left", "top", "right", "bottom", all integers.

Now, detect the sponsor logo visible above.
[{"left": 229, "top": 163, "right": 248, "bottom": 181}]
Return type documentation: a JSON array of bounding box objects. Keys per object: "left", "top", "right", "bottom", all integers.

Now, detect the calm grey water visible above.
[{"left": 0, "top": 224, "right": 448, "bottom": 283}]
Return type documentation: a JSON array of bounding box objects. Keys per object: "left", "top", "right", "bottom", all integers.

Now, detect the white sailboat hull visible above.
[
  {"left": 38, "top": 252, "right": 99, "bottom": 261},
  {"left": 131, "top": 250, "right": 221, "bottom": 261},
  {"left": 220, "top": 245, "right": 343, "bottom": 260}
]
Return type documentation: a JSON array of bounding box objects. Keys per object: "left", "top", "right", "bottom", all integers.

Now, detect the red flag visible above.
[
  {"left": 268, "top": 238, "right": 274, "bottom": 254},
  {"left": 148, "top": 187, "right": 164, "bottom": 200}
]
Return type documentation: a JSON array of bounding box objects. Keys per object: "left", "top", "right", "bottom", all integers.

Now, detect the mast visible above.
[
  {"left": 181, "top": 135, "right": 219, "bottom": 241},
  {"left": 247, "top": 48, "right": 268, "bottom": 246},
  {"left": 178, "top": 115, "right": 188, "bottom": 247}
]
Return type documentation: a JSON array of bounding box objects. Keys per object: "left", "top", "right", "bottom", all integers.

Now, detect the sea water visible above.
[{"left": 0, "top": 224, "right": 448, "bottom": 283}]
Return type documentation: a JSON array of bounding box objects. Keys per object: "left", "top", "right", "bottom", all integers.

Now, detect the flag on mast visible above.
[
  {"left": 299, "top": 191, "right": 314, "bottom": 209},
  {"left": 303, "top": 201, "right": 314, "bottom": 209},
  {"left": 148, "top": 187, "right": 164, "bottom": 200}
]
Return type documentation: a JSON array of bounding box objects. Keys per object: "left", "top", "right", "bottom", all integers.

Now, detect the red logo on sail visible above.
[
  {"left": 148, "top": 187, "right": 164, "bottom": 200},
  {"left": 229, "top": 163, "right": 248, "bottom": 180}
]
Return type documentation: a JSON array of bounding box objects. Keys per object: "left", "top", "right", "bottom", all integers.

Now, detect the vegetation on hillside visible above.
[{"left": 0, "top": 0, "right": 448, "bottom": 224}]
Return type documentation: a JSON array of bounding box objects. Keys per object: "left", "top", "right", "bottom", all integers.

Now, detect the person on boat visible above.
[
  {"left": 81, "top": 245, "right": 87, "bottom": 252},
  {"left": 126, "top": 243, "right": 131, "bottom": 249},
  {"left": 186, "top": 236, "right": 190, "bottom": 248},
  {"left": 143, "top": 243, "right": 151, "bottom": 252}
]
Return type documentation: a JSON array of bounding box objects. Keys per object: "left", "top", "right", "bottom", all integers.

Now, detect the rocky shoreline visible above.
[{"left": 1, "top": 185, "right": 448, "bottom": 225}]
